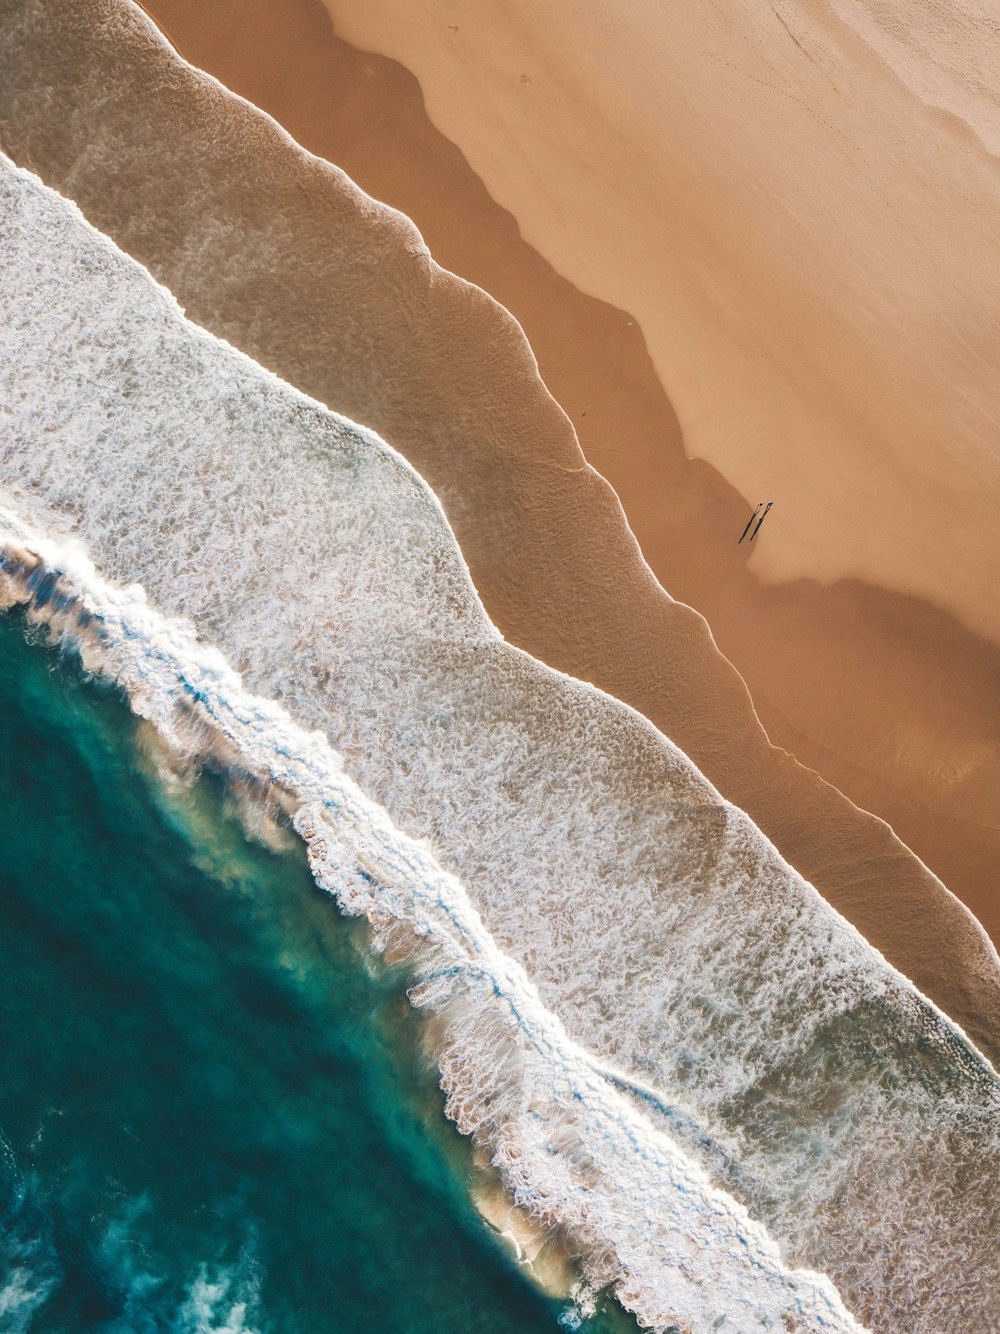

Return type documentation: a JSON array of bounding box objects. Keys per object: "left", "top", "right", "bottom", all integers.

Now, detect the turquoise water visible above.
[{"left": 0, "top": 615, "right": 634, "bottom": 1333}]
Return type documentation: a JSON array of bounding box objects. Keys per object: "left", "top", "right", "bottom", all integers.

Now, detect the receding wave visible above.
[{"left": 2, "top": 157, "right": 998, "bottom": 1330}]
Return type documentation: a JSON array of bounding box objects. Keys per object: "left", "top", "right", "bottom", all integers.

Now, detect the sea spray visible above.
[{"left": 2, "top": 157, "right": 998, "bottom": 1330}]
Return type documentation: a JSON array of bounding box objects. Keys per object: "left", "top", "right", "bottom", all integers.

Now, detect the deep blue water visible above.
[{"left": 0, "top": 615, "right": 635, "bottom": 1333}]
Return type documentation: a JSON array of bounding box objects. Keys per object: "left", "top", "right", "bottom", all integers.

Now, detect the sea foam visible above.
[
  {"left": 0, "top": 529, "right": 860, "bottom": 1333},
  {"left": 5, "top": 0, "right": 999, "bottom": 1070},
  {"left": 1, "top": 157, "right": 998, "bottom": 1331}
]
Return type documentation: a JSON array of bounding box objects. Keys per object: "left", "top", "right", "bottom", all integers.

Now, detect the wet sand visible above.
[
  {"left": 4, "top": 0, "right": 999, "bottom": 1062},
  {"left": 137, "top": 0, "right": 1000, "bottom": 955}
]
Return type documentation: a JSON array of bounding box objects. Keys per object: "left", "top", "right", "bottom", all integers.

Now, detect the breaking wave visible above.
[
  {"left": 1, "top": 156, "right": 998, "bottom": 1330},
  {"left": 0, "top": 525, "right": 858, "bottom": 1333}
]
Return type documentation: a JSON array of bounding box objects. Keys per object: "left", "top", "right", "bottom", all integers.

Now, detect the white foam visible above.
[
  {"left": 175, "top": 1266, "right": 260, "bottom": 1334},
  {"left": 0, "top": 1227, "right": 57, "bottom": 1334},
  {"left": 1, "top": 156, "right": 997, "bottom": 1329},
  {"left": 0, "top": 1179, "right": 263, "bottom": 1334},
  {"left": 0, "top": 524, "right": 861, "bottom": 1332}
]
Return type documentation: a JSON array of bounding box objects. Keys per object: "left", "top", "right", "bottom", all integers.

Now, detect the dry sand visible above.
[
  {"left": 320, "top": 0, "right": 1000, "bottom": 643},
  {"left": 134, "top": 1, "right": 1000, "bottom": 974},
  {"left": 6, "top": 0, "right": 999, "bottom": 1061}
]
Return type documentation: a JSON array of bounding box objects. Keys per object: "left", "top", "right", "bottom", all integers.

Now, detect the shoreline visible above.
[
  {"left": 4, "top": 146, "right": 999, "bottom": 1328},
  {"left": 132, "top": 0, "right": 1000, "bottom": 955},
  {"left": 4, "top": 0, "right": 995, "bottom": 1059}
]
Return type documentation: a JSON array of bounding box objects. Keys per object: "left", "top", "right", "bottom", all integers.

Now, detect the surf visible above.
[
  {"left": 2, "top": 156, "right": 998, "bottom": 1330},
  {"left": 0, "top": 524, "right": 861, "bottom": 1333}
]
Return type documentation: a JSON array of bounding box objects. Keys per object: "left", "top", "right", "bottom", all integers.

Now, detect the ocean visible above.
[{"left": 0, "top": 611, "right": 637, "bottom": 1332}]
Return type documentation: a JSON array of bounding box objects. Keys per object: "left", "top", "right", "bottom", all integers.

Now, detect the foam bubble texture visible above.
[
  {"left": 0, "top": 524, "right": 860, "bottom": 1332},
  {"left": 1, "top": 158, "right": 997, "bottom": 1330}
]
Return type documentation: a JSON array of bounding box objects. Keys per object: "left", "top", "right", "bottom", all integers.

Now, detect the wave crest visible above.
[{"left": 0, "top": 527, "right": 862, "bottom": 1331}]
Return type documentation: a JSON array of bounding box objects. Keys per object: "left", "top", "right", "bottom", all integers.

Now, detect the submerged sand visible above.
[
  {"left": 5, "top": 0, "right": 998, "bottom": 1061},
  {"left": 136, "top": 0, "right": 1000, "bottom": 956}
]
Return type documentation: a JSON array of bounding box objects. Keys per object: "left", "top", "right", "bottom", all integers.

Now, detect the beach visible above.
[
  {"left": 3, "top": 3, "right": 1000, "bottom": 1326},
  {"left": 311, "top": 0, "right": 1000, "bottom": 928},
  {"left": 134, "top": 0, "right": 1000, "bottom": 955}
]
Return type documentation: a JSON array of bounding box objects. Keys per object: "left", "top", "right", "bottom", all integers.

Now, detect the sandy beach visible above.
[
  {"left": 5, "top": 4, "right": 1000, "bottom": 1324},
  {"left": 316, "top": 0, "right": 1000, "bottom": 922},
  {"left": 319, "top": 0, "right": 1000, "bottom": 636},
  {"left": 134, "top": 0, "right": 1000, "bottom": 957},
  {"left": 7, "top": 0, "right": 998, "bottom": 1060}
]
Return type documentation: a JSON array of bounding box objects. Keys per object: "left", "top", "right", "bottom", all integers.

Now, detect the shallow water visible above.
[{"left": 0, "top": 615, "right": 636, "bottom": 1332}]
